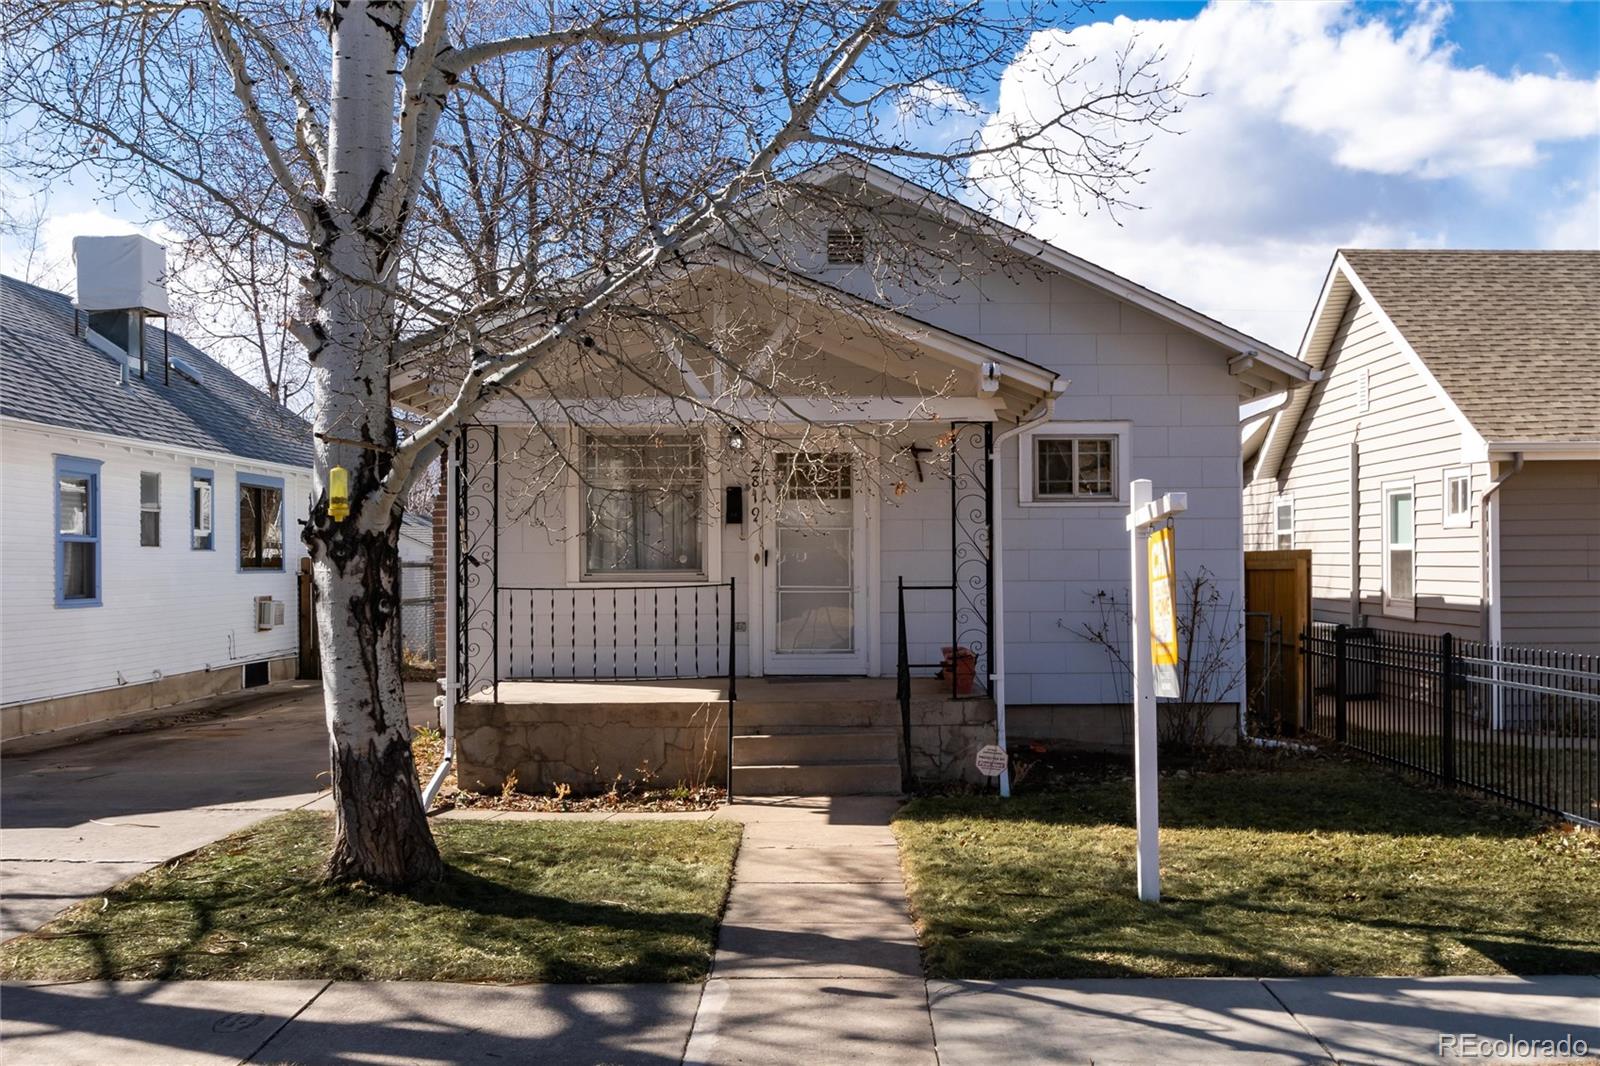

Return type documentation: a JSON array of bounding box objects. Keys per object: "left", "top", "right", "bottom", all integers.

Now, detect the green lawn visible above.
[
  {"left": 0, "top": 813, "right": 742, "bottom": 983},
  {"left": 894, "top": 759, "right": 1600, "bottom": 979}
]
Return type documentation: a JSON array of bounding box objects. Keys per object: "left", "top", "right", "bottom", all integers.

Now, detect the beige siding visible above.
[
  {"left": 1244, "top": 295, "right": 1485, "bottom": 637},
  {"left": 1499, "top": 460, "right": 1600, "bottom": 654}
]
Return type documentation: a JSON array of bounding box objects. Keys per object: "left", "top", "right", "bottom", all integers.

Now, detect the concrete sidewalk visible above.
[
  {"left": 3, "top": 973, "right": 1594, "bottom": 1064},
  {"left": 1, "top": 681, "right": 436, "bottom": 938}
]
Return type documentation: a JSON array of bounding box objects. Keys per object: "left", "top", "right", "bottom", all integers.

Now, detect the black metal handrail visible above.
[
  {"left": 496, "top": 579, "right": 738, "bottom": 800},
  {"left": 895, "top": 576, "right": 964, "bottom": 792}
]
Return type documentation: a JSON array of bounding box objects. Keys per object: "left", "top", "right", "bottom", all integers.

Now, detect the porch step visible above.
[
  {"left": 731, "top": 700, "right": 904, "bottom": 731},
  {"left": 732, "top": 760, "right": 902, "bottom": 796},
  {"left": 732, "top": 730, "right": 900, "bottom": 766}
]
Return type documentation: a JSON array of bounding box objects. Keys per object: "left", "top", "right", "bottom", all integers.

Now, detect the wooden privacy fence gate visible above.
[{"left": 1244, "top": 549, "right": 1311, "bottom": 735}]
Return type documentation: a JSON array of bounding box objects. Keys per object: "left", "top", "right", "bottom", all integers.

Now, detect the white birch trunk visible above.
[{"left": 308, "top": 0, "right": 441, "bottom": 887}]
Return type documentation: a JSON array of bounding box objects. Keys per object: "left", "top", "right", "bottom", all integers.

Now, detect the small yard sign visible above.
[
  {"left": 1149, "top": 525, "right": 1180, "bottom": 699},
  {"left": 974, "top": 744, "right": 1008, "bottom": 777}
]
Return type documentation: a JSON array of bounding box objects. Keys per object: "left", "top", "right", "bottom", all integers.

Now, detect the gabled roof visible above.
[
  {"left": 1337, "top": 250, "right": 1600, "bottom": 444},
  {"left": 1251, "top": 249, "right": 1600, "bottom": 482},
  {"left": 1, "top": 275, "right": 313, "bottom": 468},
  {"left": 798, "top": 157, "right": 1304, "bottom": 376}
]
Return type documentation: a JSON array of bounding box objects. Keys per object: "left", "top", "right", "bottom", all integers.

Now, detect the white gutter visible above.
[
  {"left": 421, "top": 436, "right": 458, "bottom": 809},
  {"left": 988, "top": 388, "right": 1063, "bottom": 798}
]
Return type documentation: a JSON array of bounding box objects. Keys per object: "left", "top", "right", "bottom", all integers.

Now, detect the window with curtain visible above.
[
  {"left": 192, "top": 473, "right": 214, "bottom": 550},
  {"left": 1035, "top": 435, "right": 1115, "bottom": 499},
  {"left": 582, "top": 434, "right": 703, "bottom": 576},
  {"left": 239, "top": 482, "right": 285, "bottom": 570},
  {"left": 56, "top": 460, "right": 100, "bottom": 604},
  {"left": 140, "top": 472, "right": 161, "bottom": 546}
]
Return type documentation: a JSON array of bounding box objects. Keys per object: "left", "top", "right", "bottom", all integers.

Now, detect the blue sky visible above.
[
  {"left": 4, "top": 1, "right": 1598, "bottom": 355},
  {"left": 959, "top": 0, "right": 1600, "bottom": 347}
]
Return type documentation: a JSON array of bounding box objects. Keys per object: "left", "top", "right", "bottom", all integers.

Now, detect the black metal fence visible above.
[{"left": 1303, "top": 623, "right": 1599, "bottom": 824}]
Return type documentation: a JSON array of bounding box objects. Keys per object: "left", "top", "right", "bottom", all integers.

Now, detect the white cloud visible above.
[{"left": 971, "top": 0, "right": 1600, "bottom": 350}]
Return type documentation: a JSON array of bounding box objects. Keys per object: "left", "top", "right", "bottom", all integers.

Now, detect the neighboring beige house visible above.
[{"left": 1244, "top": 249, "right": 1600, "bottom": 653}]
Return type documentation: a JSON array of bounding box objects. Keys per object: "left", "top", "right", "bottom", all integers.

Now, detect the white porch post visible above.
[{"left": 423, "top": 435, "right": 459, "bottom": 808}]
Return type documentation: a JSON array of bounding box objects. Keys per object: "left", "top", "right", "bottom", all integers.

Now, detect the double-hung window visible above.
[
  {"left": 191, "top": 469, "right": 214, "bottom": 550},
  {"left": 55, "top": 455, "right": 102, "bottom": 607},
  {"left": 1019, "top": 422, "right": 1130, "bottom": 505},
  {"left": 582, "top": 433, "right": 703, "bottom": 577},
  {"left": 238, "top": 474, "right": 286, "bottom": 571},
  {"left": 1383, "top": 483, "right": 1415, "bottom": 617},
  {"left": 139, "top": 472, "right": 161, "bottom": 546},
  {"left": 1273, "top": 496, "right": 1295, "bottom": 549}
]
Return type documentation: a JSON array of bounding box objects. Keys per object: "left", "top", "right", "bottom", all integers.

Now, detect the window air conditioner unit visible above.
[{"left": 256, "top": 596, "right": 284, "bottom": 631}]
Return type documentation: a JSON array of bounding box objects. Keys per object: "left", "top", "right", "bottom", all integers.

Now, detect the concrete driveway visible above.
[{"left": 0, "top": 681, "right": 436, "bottom": 938}]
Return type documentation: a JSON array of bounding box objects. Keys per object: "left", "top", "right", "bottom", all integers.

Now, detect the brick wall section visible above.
[{"left": 432, "top": 455, "right": 447, "bottom": 669}]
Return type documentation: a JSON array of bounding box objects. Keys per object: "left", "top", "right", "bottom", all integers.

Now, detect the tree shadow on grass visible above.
[{"left": 1, "top": 814, "right": 734, "bottom": 986}]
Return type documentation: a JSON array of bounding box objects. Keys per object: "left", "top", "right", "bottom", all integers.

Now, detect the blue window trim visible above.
[
  {"left": 190, "top": 467, "right": 215, "bottom": 551},
  {"left": 237, "top": 472, "right": 287, "bottom": 573},
  {"left": 54, "top": 454, "right": 103, "bottom": 608}
]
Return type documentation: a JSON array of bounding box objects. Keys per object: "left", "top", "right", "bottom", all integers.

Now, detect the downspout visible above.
[
  {"left": 1348, "top": 434, "right": 1361, "bottom": 625},
  {"left": 988, "top": 386, "right": 1062, "bottom": 798},
  {"left": 421, "top": 437, "right": 458, "bottom": 809},
  {"left": 1481, "top": 452, "right": 1522, "bottom": 730}
]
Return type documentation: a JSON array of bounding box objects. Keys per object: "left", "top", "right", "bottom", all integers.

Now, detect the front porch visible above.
[{"left": 454, "top": 677, "right": 997, "bottom": 798}]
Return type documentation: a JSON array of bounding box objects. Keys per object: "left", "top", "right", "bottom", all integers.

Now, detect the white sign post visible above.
[{"left": 1125, "top": 478, "right": 1187, "bottom": 903}]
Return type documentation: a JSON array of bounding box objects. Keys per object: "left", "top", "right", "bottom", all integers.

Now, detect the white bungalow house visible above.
[
  {"left": 0, "top": 236, "right": 314, "bottom": 746},
  {"left": 1244, "top": 249, "right": 1600, "bottom": 653},
  {"left": 402, "top": 162, "right": 1312, "bottom": 795}
]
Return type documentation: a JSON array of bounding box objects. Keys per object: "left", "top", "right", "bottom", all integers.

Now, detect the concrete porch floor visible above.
[{"left": 464, "top": 676, "right": 970, "bottom": 705}]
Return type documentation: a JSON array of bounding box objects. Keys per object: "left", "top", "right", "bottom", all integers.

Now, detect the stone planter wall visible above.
[{"left": 456, "top": 699, "right": 727, "bottom": 794}]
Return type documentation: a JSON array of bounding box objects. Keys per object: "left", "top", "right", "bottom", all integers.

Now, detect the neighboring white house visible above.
[
  {"left": 1244, "top": 249, "right": 1600, "bottom": 653},
  {"left": 0, "top": 236, "right": 315, "bottom": 744},
  {"left": 400, "top": 161, "right": 1313, "bottom": 793}
]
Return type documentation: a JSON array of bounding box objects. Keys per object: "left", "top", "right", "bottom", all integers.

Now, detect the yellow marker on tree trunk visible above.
[{"left": 328, "top": 466, "right": 350, "bottom": 521}]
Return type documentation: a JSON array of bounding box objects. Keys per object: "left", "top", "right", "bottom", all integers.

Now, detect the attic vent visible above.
[
  {"left": 826, "top": 225, "right": 865, "bottom": 265},
  {"left": 170, "top": 355, "right": 203, "bottom": 385},
  {"left": 1355, "top": 368, "right": 1370, "bottom": 414}
]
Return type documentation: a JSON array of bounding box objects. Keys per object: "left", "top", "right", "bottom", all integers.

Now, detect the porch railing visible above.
[
  {"left": 496, "top": 580, "right": 738, "bottom": 799},
  {"left": 896, "top": 576, "right": 990, "bottom": 792}
]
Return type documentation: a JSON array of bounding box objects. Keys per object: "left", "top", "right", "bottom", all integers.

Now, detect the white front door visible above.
[{"left": 762, "top": 450, "right": 868, "bottom": 675}]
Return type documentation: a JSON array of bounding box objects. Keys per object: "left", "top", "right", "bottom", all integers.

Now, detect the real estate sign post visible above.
[{"left": 1126, "top": 479, "right": 1188, "bottom": 903}]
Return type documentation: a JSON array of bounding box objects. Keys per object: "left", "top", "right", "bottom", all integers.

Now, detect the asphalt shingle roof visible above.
[
  {"left": 1, "top": 274, "right": 313, "bottom": 467},
  {"left": 1340, "top": 249, "right": 1600, "bottom": 443}
]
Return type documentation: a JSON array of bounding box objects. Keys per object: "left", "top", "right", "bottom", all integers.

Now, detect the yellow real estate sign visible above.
[{"left": 1149, "top": 525, "right": 1179, "bottom": 699}]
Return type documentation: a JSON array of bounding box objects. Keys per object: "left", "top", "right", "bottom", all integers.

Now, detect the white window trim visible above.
[
  {"left": 563, "top": 426, "right": 721, "bottom": 586},
  {"left": 1381, "top": 478, "right": 1416, "bottom": 620},
  {"left": 1018, "top": 420, "right": 1131, "bottom": 506},
  {"left": 1273, "top": 494, "right": 1295, "bottom": 550},
  {"left": 1441, "top": 466, "right": 1473, "bottom": 529}
]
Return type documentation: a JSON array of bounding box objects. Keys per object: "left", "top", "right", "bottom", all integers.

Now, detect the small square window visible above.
[
  {"left": 1019, "top": 422, "right": 1129, "bottom": 506},
  {"left": 239, "top": 481, "right": 285, "bottom": 570},
  {"left": 1035, "top": 437, "right": 1115, "bottom": 500},
  {"left": 825, "top": 226, "right": 865, "bottom": 266},
  {"left": 140, "top": 472, "right": 161, "bottom": 546},
  {"left": 1442, "top": 467, "right": 1472, "bottom": 528}
]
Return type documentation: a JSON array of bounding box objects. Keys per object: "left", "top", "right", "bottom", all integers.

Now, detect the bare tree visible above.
[{"left": 2, "top": 0, "right": 1181, "bottom": 886}]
